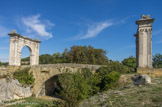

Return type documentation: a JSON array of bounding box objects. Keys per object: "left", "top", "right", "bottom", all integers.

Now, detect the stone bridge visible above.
[{"left": 4, "top": 64, "right": 101, "bottom": 97}]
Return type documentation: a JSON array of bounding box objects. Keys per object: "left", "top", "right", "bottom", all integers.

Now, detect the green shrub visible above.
[
  {"left": 153, "top": 53, "right": 162, "bottom": 68},
  {"left": 96, "top": 67, "right": 120, "bottom": 90},
  {"left": 13, "top": 68, "right": 35, "bottom": 87},
  {"left": 122, "top": 56, "right": 136, "bottom": 69},
  {"left": 99, "top": 61, "right": 135, "bottom": 74},
  {"left": 54, "top": 67, "right": 121, "bottom": 106},
  {"left": 55, "top": 68, "right": 100, "bottom": 107},
  {"left": 99, "top": 71, "right": 120, "bottom": 90},
  {"left": 0, "top": 62, "right": 8, "bottom": 66}
]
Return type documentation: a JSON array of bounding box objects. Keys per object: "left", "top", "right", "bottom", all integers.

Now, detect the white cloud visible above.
[
  {"left": 73, "top": 20, "right": 112, "bottom": 40},
  {"left": 22, "top": 14, "right": 54, "bottom": 38}
]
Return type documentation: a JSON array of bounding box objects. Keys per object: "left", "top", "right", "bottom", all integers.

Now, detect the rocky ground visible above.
[
  {"left": 79, "top": 75, "right": 162, "bottom": 107},
  {"left": 1, "top": 74, "right": 162, "bottom": 107},
  {"left": 0, "top": 78, "right": 32, "bottom": 103}
]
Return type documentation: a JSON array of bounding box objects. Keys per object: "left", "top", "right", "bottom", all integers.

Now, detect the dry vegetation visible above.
[{"left": 79, "top": 74, "right": 162, "bottom": 107}]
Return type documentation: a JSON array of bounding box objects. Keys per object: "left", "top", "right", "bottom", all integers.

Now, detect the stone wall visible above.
[
  {"left": 3, "top": 64, "right": 101, "bottom": 97},
  {"left": 137, "top": 68, "right": 162, "bottom": 77}
]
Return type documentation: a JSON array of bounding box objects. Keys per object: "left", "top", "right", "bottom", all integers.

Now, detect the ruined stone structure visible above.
[
  {"left": 8, "top": 30, "right": 40, "bottom": 66},
  {"left": 134, "top": 15, "right": 154, "bottom": 68},
  {"left": 6, "top": 64, "right": 101, "bottom": 97}
]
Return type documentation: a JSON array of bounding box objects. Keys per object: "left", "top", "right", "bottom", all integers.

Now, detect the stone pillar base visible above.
[{"left": 137, "top": 67, "right": 162, "bottom": 77}]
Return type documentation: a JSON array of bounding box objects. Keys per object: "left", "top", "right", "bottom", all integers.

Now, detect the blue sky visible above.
[{"left": 0, "top": 0, "right": 162, "bottom": 62}]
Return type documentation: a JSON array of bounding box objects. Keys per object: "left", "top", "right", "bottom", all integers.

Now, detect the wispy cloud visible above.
[
  {"left": 72, "top": 20, "right": 113, "bottom": 40},
  {"left": 120, "top": 15, "right": 135, "bottom": 24},
  {"left": 22, "top": 14, "right": 54, "bottom": 39}
]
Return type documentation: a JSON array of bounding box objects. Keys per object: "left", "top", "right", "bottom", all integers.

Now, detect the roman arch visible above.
[
  {"left": 134, "top": 15, "right": 154, "bottom": 68},
  {"left": 8, "top": 30, "right": 40, "bottom": 66}
]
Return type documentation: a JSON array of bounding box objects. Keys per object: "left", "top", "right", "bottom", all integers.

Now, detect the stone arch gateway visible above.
[{"left": 8, "top": 30, "right": 40, "bottom": 66}]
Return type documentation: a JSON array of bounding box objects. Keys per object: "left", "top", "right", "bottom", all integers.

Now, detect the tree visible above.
[
  {"left": 122, "top": 56, "right": 136, "bottom": 69},
  {"left": 39, "top": 54, "right": 54, "bottom": 64},
  {"left": 21, "top": 57, "right": 30, "bottom": 61},
  {"left": 55, "top": 68, "right": 100, "bottom": 106},
  {"left": 0, "top": 62, "right": 8, "bottom": 66},
  {"left": 22, "top": 45, "right": 109, "bottom": 65},
  {"left": 0, "top": 61, "right": 2, "bottom": 66},
  {"left": 62, "top": 48, "right": 69, "bottom": 63},
  {"left": 53, "top": 52, "right": 62, "bottom": 63},
  {"left": 21, "top": 57, "right": 30, "bottom": 65},
  {"left": 153, "top": 53, "right": 162, "bottom": 68},
  {"left": 65, "top": 45, "right": 108, "bottom": 65},
  {"left": 97, "top": 60, "right": 135, "bottom": 74}
]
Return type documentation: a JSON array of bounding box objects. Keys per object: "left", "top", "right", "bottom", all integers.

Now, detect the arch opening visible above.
[
  {"left": 37, "top": 75, "right": 61, "bottom": 98},
  {"left": 21, "top": 46, "right": 32, "bottom": 65}
]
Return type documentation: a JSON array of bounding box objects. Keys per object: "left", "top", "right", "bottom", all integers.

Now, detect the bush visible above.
[
  {"left": 99, "top": 71, "right": 120, "bottom": 90},
  {"left": 0, "top": 62, "right": 8, "bottom": 66},
  {"left": 153, "top": 53, "right": 162, "bottom": 68},
  {"left": 55, "top": 68, "right": 100, "bottom": 107},
  {"left": 100, "top": 61, "right": 135, "bottom": 74},
  {"left": 54, "top": 68, "right": 121, "bottom": 106},
  {"left": 13, "top": 68, "right": 35, "bottom": 87},
  {"left": 96, "top": 67, "right": 120, "bottom": 90}
]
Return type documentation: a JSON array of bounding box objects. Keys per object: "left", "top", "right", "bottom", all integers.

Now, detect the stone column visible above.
[
  {"left": 9, "top": 32, "right": 20, "bottom": 65},
  {"left": 9, "top": 36, "right": 15, "bottom": 65},
  {"left": 134, "top": 15, "right": 154, "bottom": 68},
  {"left": 35, "top": 43, "right": 40, "bottom": 65}
]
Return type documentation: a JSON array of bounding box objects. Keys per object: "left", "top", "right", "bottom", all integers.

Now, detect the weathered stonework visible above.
[
  {"left": 4, "top": 64, "right": 102, "bottom": 97},
  {"left": 8, "top": 30, "right": 40, "bottom": 66},
  {"left": 0, "top": 78, "right": 32, "bottom": 103},
  {"left": 137, "top": 68, "right": 162, "bottom": 77},
  {"left": 134, "top": 15, "right": 154, "bottom": 68}
]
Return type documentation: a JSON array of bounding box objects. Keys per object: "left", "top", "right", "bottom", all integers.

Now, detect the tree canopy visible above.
[
  {"left": 36, "top": 45, "right": 108, "bottom": 65},
  {"left": 64, "top": 45, "right": 108, "bottom": 64},
  {"left": 153, "top": 53, "right": 162, "bottom": 68},
  {"left": 122, "top": 56, "right": 136, "bottom": 69}
]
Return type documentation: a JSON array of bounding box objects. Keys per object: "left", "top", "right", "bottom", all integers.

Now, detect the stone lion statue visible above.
[{"left": 141, "top": 15, "right": 150, "bottom": 19}]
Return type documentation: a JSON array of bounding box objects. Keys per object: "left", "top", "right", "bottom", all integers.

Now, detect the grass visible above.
[
  {"left": 79, "top": 75, "right": 162, "bottom": 107},
  {"left": 3, "top": 97, "right": 61, "bottom": 107}
]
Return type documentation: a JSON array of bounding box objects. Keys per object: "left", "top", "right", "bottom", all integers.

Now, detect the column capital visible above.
[{"left": 136, "top": 15, "right": 154, "bottom": 26}]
